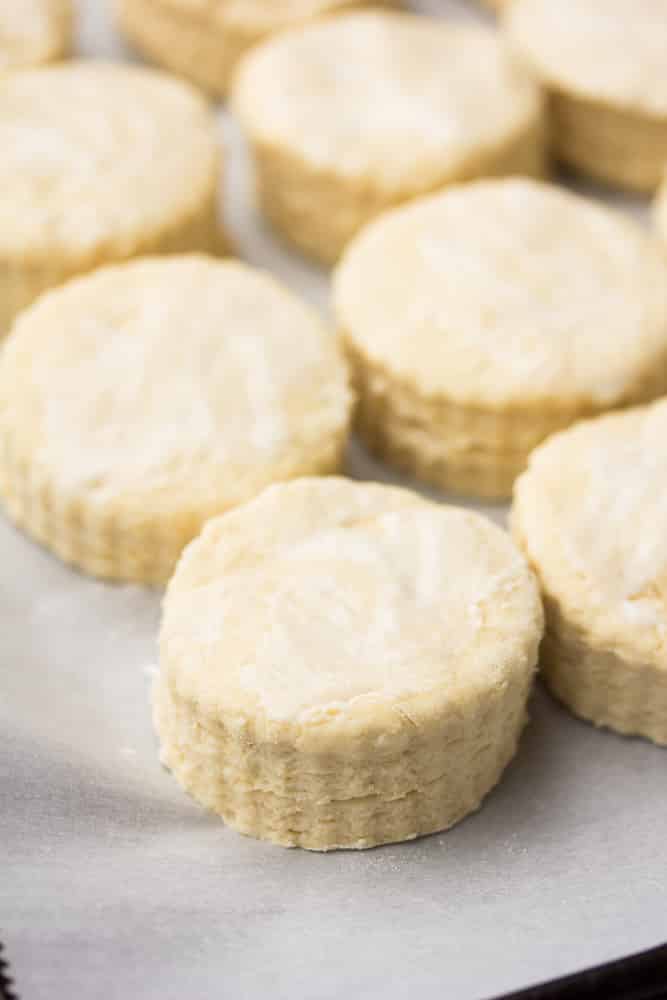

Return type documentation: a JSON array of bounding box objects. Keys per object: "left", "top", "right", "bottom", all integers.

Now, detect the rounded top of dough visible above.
[
  {"left": 0, "top": 60, "right": 219, "bottom": 258},
  {"left": 512, "top": 400, "right": 667, "bottom": 665},
  {"left": 506, "top": 0, "right": 667, "bottom": 117},
  {"left": 161, "top": 477, "right": 543, "bottom": 746},
  {"left": 0, "top": 255, "right": 352, "bottom": 518},
  {"left": 334, "top": 178, "right": 667, "bottom": 408},
  {"left": 232, "top": 11, "right": 541, "bottom": 191},
  {"left": 0, "top": 0, "right": 71, "bottom": 72}
]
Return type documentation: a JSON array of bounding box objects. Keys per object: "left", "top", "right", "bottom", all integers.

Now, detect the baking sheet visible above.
[{"left": 2, "top": 3, "right": 666, "bottom": 999}]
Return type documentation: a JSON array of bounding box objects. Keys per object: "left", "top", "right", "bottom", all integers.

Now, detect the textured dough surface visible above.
[
  {"left": 506, "top": 0, "right": 667, "bottom": 116},
  {"left": 333, "top": 178, "right": 667, "bottom": 497},
  {"left": 0, "top": 256, "right": 352, "bottom": 583},
  {"left": 335, "top": 178, "right": 667, "bottom": 407},
  {"left": 157, "top": 477, "right": 543, "bottom": 849},
  {"left": 512, "top": 400, "right": 667, "bottom": 744},
  {"left": 235, "top": 11, "right": 540, "bottom": 186},
  {"left": 232, "top": 11, "right": 544, "bottom": 260},
  {"left": 116, "top": 0, "right": 398, "bottom": 97},
  {"left": 0, "top": 61, "right": 221, "bottom": 332},
  {"left": 0, "top": 0, "right": 71, "bottom": 72}
]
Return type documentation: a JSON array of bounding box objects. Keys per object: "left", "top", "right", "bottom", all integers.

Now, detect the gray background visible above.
[{"left": 2, "top": 2, "right": 666, "bottom": 998}]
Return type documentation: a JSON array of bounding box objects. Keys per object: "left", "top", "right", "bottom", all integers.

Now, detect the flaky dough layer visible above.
[
  {"left": 506, "top": 0, "right": 667, "bottom": 190},
  {"left": 157, "top": 477, "right": 543, "bottom": 849},
  {"left": 0, "top": 61, "right": 221, "bottom": 334},
  {"left": 512, "top": 401, "right": 667, "bottom": 745},
  {"left": 0, "top": 257, "right": 352, "bottom": 583},
  {"left": 334, "top": 178, "right": 667, "bottom": 498},
  {"left": 233, "top": 11, "right": 544, "bottom": 262}
]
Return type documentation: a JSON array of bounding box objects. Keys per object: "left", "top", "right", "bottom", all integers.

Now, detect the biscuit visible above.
[
  {"left": 116, "top": 0, "right": 401, "bottom": 98},
  {"left": 334, "top": 178, "right": 667, "bottom": 499},
  {"left": 0, "top": 61, "right": 221, "bottom": 335},
  {"left": 506, "top": 0, "right": 667, "bottom": 192},
  {"left": 0, "top": 0, "right": 71, "bottom": 73},
  {"left": 233, "top": 11, "right": 544, "bottom": 263},
  {"left": 512, "top": 400, "right": 667, "bottom": 745},
  {"left": 0, "top": 256, "right": 352, "bottom": 584},
  {"left": 156, "top": 477, "right": 543, "bottom": 850}
]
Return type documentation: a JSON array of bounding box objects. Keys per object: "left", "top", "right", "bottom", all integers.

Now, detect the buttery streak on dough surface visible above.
[
  {"left": 506, "top": 0, "right": 667, "bottom": 192},
  {"left": 116, "top": 0, "right": 402, "bottom": 98},
  {"left": 232, "top": 10, "right": 545, "bottom": 263},
  {"left": 156, "top": 477, "right": 544, "bottom": 850},
  {"left": 0, "top": 61, "right": 221, "bottom": 334},
  {"left": 0, "top": 256, "right": 352, "bottom": 584},
  {"left": 512, "top": 400, "right": 667, "bottom": 746},
  {"left": 0, "top": 0, "right": 72, "bottom": 73},
  {"left": 333, "top": 177, "right": 667, "bottom": 499}
]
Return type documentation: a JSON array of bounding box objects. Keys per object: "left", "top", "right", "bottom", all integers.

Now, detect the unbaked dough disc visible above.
[
  {"left": 0, "top": 0, "right": 72, "bottom": 73},
  {"left": 333, "top": 177, "right": 667, "bottom": 499},
  {"left": 506, "top": 0, "right": 667, "bottom": 191},
  {"left": 156, "top": 476, "right": 543, "bottom": 850},
  {"left": 512, "top": 400, "right": 667, "bottom": 746},
  {"left": 0, "top": 256, "right": 352, "bottom": 584},
  {"left": 232, "top": 10, "right": 545, "bottom": 263},
  {"left": 0, "top": 61, "right": 222, "bottom": 335}
]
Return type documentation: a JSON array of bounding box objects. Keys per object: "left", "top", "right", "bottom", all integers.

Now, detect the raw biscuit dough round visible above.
[
  {"left": 333, "top": 178, "right": 667, "bottom": 499},
  {"left": 512, "top": 400, "right": 667, "bottom": 745},
  {"left": 0, "top": 0, "right": 72, "bottom": 73},
  {"left": 0, "top": 61, "right": 221, "bottom": 335},
  {"left": 116, "top": 0, "right": 402, "bottom": 98},
  {"left": 0, "top": 256, "right": 352, "bottom": 584},
  {"left": 232, "top": 11, "right": 545, "bottom": 263},
  {"left": 156, "top": 477, "right": 544, "bottom": 850},
  {"left": 506, "top": 0, "right": 667, "bottom": 192}
]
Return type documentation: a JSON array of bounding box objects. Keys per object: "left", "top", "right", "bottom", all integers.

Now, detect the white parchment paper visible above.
[{"left": 2, "top": 3, "right": 666, "bottom": 998}]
